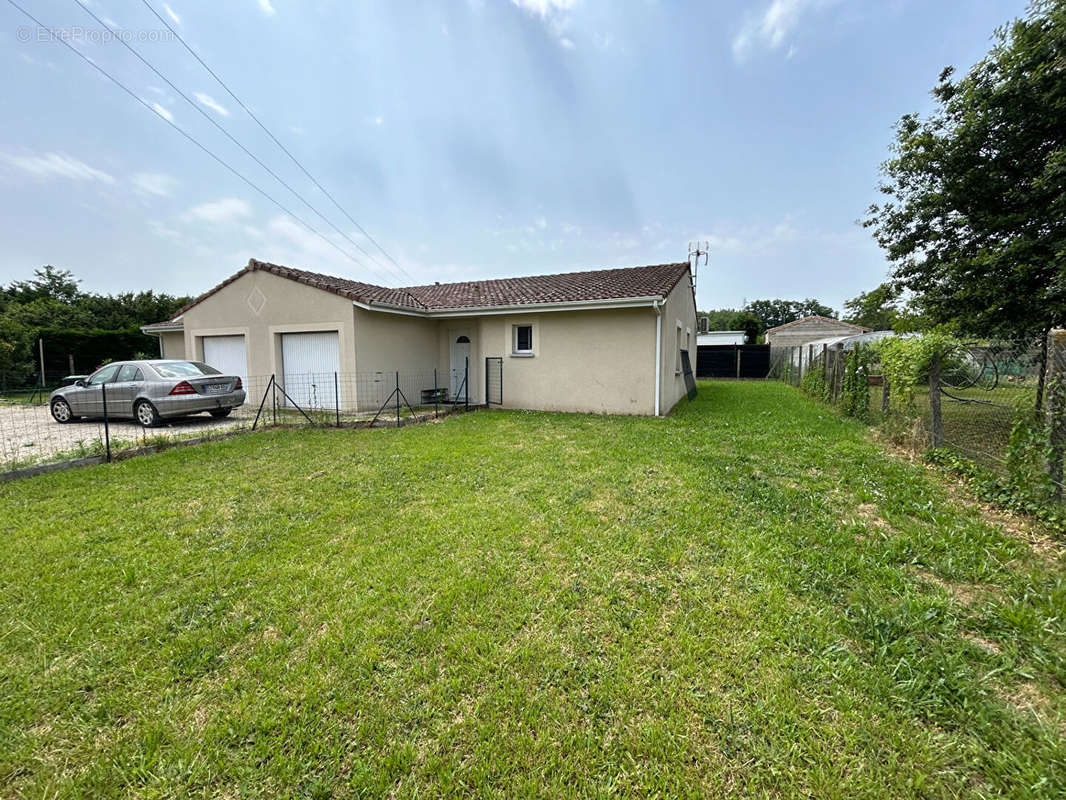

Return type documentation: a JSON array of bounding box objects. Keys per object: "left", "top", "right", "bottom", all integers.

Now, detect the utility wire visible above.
[
  {"left": 139, "top": 0, "right": 415, "bottom": 282},
  {"left": 5, "top": 0, "right": 381, "bottom": 277},
  {"left": 69, "top": 0, "right": 403, "bottom": 287}
]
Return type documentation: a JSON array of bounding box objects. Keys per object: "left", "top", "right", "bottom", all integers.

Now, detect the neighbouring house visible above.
[
  {"left": 141, "top": 258, "right": 697, "bottom": 416},
  {"left": 696, "top": 330, "right": 746, "bottom": 346},
  {"left": 763, "top": 315, "right": 870, "bottom": 349}
]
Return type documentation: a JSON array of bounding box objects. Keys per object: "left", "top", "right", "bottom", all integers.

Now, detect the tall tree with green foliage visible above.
[
  {"left": 843, "top": 283, "right": 902, "bottom": 331},
  {"left": 743, "top": 298, "right": 837, "bottom": 331},
  {"left": 864, "top": 0, "right": 1066, "bottom": 401},
  {"left": 0, "top": 267, "right": 189, "bottom": 381}
]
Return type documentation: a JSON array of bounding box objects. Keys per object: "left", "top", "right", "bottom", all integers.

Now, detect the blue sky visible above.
[{"left": 0, "top": 0, "right": 1029, "bottom": 312}]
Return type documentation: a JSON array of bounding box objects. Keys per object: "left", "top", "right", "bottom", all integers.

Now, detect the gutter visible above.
[
  {"left": 140, "top": 321, "right": 184, "bottom": 335},
  {"left": 653, "top": 299, "right": 662, "bottom": 417}
]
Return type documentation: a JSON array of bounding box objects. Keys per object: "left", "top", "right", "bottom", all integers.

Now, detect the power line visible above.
[
  {"left": 140, "top": 0, "right": 415, "bottom": 283},
  {"left": 68, "top": 0, "right": 404, "bottom": 287},
  {"left": 5, "top": 0, "right": 381, "bottom": 277}
]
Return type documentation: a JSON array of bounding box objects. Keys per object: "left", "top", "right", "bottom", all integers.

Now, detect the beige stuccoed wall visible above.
[
  {"left": 159, "top": 331, "right": 186, "bottom": 359},
  {"left": 352, "top": 307, "right": 439, "bottom": 373},
  {"left": 453, "top": 306, "right": 658, "bottom": 415},
  {"left": 658, "top": 270, "right": 698, "bottom": 415},
  {"left": 181, "top": 270, "right": 357, "bottom": 379}
]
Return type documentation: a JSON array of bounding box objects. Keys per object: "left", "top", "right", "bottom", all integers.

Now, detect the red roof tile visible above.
[{"left": 167, "top": 259, "right": 691, "bottom": 319}]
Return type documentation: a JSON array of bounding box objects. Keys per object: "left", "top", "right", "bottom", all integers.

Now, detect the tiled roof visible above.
[
  {"left": 764, "top": 315, "right": 871, "bottom": 334},
  {"left": 401, "top": 262, "right": 691, "bottom": 310},
  {"left": 164, "top": 258, "right": 691, "bottom": 321}
]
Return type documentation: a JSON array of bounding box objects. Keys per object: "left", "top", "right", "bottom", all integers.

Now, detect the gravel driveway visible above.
[{"left": 0, "top": 403, "right": 248, "bottom": 468}]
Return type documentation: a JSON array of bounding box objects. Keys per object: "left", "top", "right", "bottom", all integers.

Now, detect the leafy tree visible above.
[
  {"left": 2, "top": 266, "right": 81, "bottom": 305},
  {"left": 843, "top": 283, "right": 902, "bottom": 330},
  {"left": 864, "top": 0, "right": 1066, "bottom": 404},
  {"left": 699, "top": 308, "right": 743, "bottom": 331},
  {"left": 742, "top": 298, "right": 837, "bottom": 331},
  {"left": 0, "top": 267, "right": 189, "bottom": 383},
  {"left": 697, "top": 308, "right": 764, "bottom": 342}
]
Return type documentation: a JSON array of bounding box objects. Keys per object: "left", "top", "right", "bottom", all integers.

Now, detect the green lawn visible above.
[{"left": 1, "top": 382, "right": 1063, "bottom": 798}]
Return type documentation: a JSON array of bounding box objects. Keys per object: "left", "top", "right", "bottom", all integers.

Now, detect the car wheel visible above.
[
  {"left": 209, "top": 408, "right": 232, "bottom": 419},
  {"left": 134, "top": 400, "right": 161, "bottom": 428},
  {"left": 50, "top": 398, "right": 74, "bottom": 423}
]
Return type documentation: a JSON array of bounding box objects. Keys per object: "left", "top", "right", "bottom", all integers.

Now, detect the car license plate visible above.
[{"left": 205, "top": 384, "right": 227, "bottom": 394}]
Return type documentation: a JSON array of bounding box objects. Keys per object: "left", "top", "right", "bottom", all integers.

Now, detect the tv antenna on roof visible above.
[{"left": 688, "top": 241, "right": 708, "bottom": 296}]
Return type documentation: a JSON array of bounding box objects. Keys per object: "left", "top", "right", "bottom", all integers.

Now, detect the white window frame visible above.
[
  {"left": 675, "top": 321, "right": 683, "bottom": 374},
  {"left": 512, "top": 323, "right": 534, "bottom": 356}
]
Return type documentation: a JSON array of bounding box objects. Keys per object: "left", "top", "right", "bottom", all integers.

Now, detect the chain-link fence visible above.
[
  {"left": 769, "top": 335, "right": 1063, "bottom": 497},
  {"left": 0, "top": 361, "right": 480, "bottom": 476}
]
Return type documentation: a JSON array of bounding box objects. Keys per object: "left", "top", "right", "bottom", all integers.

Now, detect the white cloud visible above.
[
  {"left": 183, "top": 197, "right": 252, "bottom": 224},
  {"left": 511, "top": 0, "right": 578, "bottom": 49},
  {"left": 149, "top": 220, "right": 182, "bottom": 240},
  {"left": 2, "top": 151, "right": 114, "bottom": 184},
  {"left": 162, "top": 3, "right": 181, "bottom": 24},
  {"left": 194, "top": 92, "right": 230, "bottom": 116},
  {"left": 511, "top": 0, "right": 576, "bottom": 17},
  {"left": 151, "top": 102, "right": 174, "bottom": 122},
  {"left": 732, "top": 0, "right": 831, "bottom": 62},
  {"left": 257, "top": 0, "right": 276, "bottom": 16},
  {"left": 132, "top": 172, "right": 178, "bottom": 197}
]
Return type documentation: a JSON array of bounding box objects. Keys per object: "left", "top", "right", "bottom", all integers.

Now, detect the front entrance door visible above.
[{"left": 450, "top": 332, "right": 471, "bottom": 400}]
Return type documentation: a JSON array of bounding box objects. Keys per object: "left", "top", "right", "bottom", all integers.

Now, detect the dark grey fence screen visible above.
[
  {"left": 485, "top": 357, "right": 503, "bottom": 406},
  {"left": 696, "top": 345, "right": 770, "bottom": 379}
]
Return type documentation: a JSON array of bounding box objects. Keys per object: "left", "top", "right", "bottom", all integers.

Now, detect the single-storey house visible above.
[
  {"left": 763, "top": 315, "right": 870, "bottom": 349},
  {"left": 142, "top": 258, "right": 697, "bottom": 416}
]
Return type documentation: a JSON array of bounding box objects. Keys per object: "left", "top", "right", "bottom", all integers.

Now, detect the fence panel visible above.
[
  {"left": 767, "top": 336, "right": 1059, "bottom": 485},
  {"left": 695, "top": 345, "right": 770, "bottom": 379},
  {"left": 485, "top": 358, "right": 503, "bottom": 405},
  {"left": 1, "top": 365, "right": 486, "bottom": 475}
]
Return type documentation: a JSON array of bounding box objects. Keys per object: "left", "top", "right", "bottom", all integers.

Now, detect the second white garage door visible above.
[
  {"left": 281, "top": 331, "right": 339, "bottom": 408},
  {"left": 202, "top": 335, "right": 248, "bottom": 387}
]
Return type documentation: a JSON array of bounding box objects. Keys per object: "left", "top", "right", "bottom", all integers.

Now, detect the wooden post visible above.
[
  {"left": 1045, "top": 330, "right": 1066, "bottom": 499},
  {"left": 735, "top": 346, "right": 741, "bottom": 379},
  {"left": 928, "top": 352, "right": 943, "bottom": 448},
  {"left": 881, "top": 378, "right": 890, "bottom": 416},
  {"left": 832, "top": 344, "right": 844, "bottom": 401}
]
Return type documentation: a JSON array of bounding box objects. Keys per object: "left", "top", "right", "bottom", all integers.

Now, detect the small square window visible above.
[{"left": 514, "top": 324, "right": 533, "bottom": 354}]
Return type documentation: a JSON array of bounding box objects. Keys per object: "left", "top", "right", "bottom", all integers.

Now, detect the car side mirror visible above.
[{"left": 75, "top": 379, "right": 87, "bottom": 388}]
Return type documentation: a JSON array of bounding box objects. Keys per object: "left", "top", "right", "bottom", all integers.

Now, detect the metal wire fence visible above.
[
  {"left": 0, "top": 364, "right": 476, "bottom": 475},
  {"left": 769, "top": 337, "right": 1058, "bottom": 482}
]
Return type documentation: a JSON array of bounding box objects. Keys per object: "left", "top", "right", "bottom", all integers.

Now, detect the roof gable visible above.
[
  {"left": 764, "top": 315, "right": 870, "bottom": 335},
  {"left": 168, "top": 259, "right": 691, "bottom": 320}
]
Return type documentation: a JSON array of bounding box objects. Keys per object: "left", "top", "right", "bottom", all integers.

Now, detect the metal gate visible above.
[{"left": 485, "top": 357, "right": 503, "bottom": 406}]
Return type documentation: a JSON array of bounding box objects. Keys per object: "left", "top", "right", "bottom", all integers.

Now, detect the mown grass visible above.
[{"left": 0, "top": 381, "right": 1063, "bottom": 798}]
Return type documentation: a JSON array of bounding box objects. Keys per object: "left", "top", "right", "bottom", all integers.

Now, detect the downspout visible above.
[{"left": 653, "top": 299, "right": 662, "bottom": 417}]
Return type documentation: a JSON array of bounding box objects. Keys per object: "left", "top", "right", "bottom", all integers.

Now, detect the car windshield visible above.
[{"left": 152, "top": 361, "right": 222, "bottom": 379}]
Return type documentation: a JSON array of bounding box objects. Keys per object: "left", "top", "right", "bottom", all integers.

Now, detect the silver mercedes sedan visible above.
[{"left": 49, "top": 360, "right": 246, "bottom": 427}]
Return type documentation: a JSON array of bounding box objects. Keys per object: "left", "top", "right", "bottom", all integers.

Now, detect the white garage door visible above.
[
  {"left": 202, "top": 335, "right": 247, "bottom": 387},
  {"left": 281, "top": 331, "right": 339, "bottom": 409}
]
